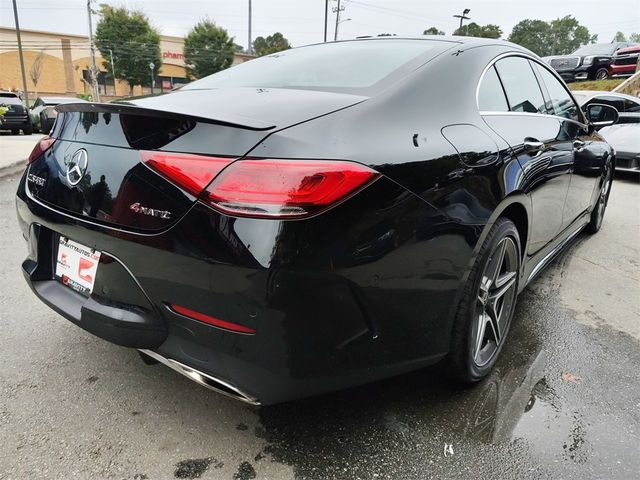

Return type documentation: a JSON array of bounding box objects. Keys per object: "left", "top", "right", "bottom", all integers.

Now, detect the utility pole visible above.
[
  {"left": 11, "top": 0, "right": 30, "bottom": 107},
  {"left": 247, "top": 0, "right": 252, "bottom": 54},
  {"left": 324, "top": 0, "right": 329, "bottom": 42},
  {"left": 108, "top": 48, "right": 116, "bottom": 95},
  {"left": 453, "top": 8, "right": 471, "bottom": 34},
  {"left": 333, "top": 0, "right": 345, "bottom": 42},
  {"left": 149, "top": 62, "right": 155, "bottom": 95},
  {"left": 86, "top": 0, "right": 100, "bottom": 102}
]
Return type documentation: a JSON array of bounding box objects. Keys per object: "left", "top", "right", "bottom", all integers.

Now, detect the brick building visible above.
[{"left": 0, "top": 27, "right": 254, "bottom": 101}]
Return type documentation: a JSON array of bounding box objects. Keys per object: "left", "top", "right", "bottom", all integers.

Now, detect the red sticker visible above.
[{"left": 78, "top": 258, "right": 94, "bottom": 283}]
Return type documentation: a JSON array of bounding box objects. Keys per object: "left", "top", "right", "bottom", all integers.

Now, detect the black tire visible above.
[
  {"left": 447, "top": 218, "right": 521, "bottom": 383},
  {"left": 585, "top": 163, "right": 613, "bottom": 234},
  {"left": 594, "top": 68, "right": 609, "bottom": 80},
  {"left": 23, "top": 124, "right": 33, "bottom": 135},
  {"left": 138, "top": 351, "right": 160, "bottom": 365}
]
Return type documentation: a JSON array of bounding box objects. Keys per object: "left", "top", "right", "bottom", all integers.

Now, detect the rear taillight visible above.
[
  {"left": 204, "top": 159, "right": 379, "bottom": 218},
  {"left": 141, "top": 151, "right": 379, "bottom": 219},
  {"left": 27, "top": 136, "right": 55, "bottom": 164},
  {"left": 140, "top": 151, "right": 233, "bottom": 197}
]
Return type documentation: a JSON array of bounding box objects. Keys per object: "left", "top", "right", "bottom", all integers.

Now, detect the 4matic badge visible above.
[
  {"left": 27, "top": 173, "right": 46, "bottom": 186},
  {"left": 129, "top": 202, "right": 172, "bottom": 220}
]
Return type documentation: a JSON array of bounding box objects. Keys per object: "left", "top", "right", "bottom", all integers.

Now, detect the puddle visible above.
[{"left": 256, "top": 287, "right": 640, "bottom": 479}]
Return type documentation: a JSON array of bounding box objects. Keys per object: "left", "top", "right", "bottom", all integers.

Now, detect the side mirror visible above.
[{"left": 584, "top": 103, "right": 619, "bottom": 129}]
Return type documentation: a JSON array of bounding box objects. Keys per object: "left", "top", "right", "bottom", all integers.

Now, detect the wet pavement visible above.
[{"left": 0, "top": 168, "right": 638, "bottom": 480}]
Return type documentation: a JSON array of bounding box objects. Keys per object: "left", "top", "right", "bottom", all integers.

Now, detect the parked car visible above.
[
  {"left": 17, "top": 37, "right": 617, "bottom": 405},
  {"left": 599, "top": 123, "right": 640, "bottom": 173},
  {"left": 609, "top": 45, "right": 640, "bottom": 78},
  {"left": 572, "top": 90, "right": 640, "bottom": 125},
  {"left": 543, "top": 42, "right": 638, "bottom": 82},
  {"left": 30, "top": 96, "right": 87, "bottom": 134},
  {"left": 0, "top": 91, "right": 32, "bottom": 135}
]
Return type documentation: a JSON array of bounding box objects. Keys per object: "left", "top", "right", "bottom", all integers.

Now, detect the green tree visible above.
[
  {"left": 252, "top": 32, "right": 291, "bottom": 57},
  {"left": 630, "top": 33, "right": 640, "bottom": 43},
  {"left": 614, "top": 31, "right": 627, "bottom": 42},
  {"left": 453, "top": 22, "right": 502, "bottom": 39},
  {"left": 547, "top": 15, "right": 597, "bottom": 54},
  {"left": 423, "top": 27, "right": 445, "bottom": 35},
  {"left": 94, "top": 5, "right": 161, "bottom": 94},
  {"left": 508, "top": 19, "right": 553, "bottom": 56},
  {"left": 508, "top": 16, "right": 597, "bottom": 56},
  {"left": 183, "top": 20, "right": 235, "bottom": 79}
]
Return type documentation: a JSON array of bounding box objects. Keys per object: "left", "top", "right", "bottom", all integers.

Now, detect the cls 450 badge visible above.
[{"left": 129, "top": 202, "right": 172, "bottom": 220}]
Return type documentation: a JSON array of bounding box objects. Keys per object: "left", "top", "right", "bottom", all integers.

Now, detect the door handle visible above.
[
  {"left": 573, "top": 139, "right": 586, "bottom": 151},
  {"left": 523, "top": 138, "right": 545, "bottom": 152}
]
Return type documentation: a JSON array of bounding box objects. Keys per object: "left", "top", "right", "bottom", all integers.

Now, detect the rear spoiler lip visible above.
[{"left": 55, "top": 102, "right": 277, "bottom": 131}]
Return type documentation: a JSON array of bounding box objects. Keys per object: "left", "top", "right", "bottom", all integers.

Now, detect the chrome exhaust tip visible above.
[{"left": 138, "top": 349, "right": 260, "bottom": 406}]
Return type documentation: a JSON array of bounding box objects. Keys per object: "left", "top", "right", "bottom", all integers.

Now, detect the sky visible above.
[{"left": 0, "top": 0, "right": 639, "bottom": 49}]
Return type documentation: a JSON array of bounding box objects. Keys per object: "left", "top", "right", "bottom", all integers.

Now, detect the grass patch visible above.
[{"left": 568, "top": 79, "right": 624, "bottom": 91}]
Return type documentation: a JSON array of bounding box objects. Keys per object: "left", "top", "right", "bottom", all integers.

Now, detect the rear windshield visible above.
[
  {"left": 183, "top": 39, "right": 452, "bottom": 92},
  {"left": 0, "top": 94, "right": 22, "bottom": 105},
  {"left": 44, "top": 97, "right": 81, "bottom": 105}
]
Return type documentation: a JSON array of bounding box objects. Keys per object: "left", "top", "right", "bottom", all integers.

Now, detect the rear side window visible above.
[
  {"left": 183, "top": 40, "right": 451, "bottom": 92},
  {"left": 478, "top": 66, "right": 508, "bottom": 111},
  {"left": 495, "top": 57, "right": 545, "bottom": 114},
  {"left": 533, "top": 63, "right": 582, "bottom": 122},
  {"left": 623, "top": 98, "right": 640, "bottom": 112}
]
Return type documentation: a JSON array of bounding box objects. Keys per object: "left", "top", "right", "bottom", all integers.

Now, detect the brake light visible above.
[
  {"left": 141, "top": 151, "right": 233, "bottom": 197},
  {"left": 170, "top": 304, "right": 256, "bottom": 334},
  {"left": 27, "top": 136, "right": 55, "bottom": 164},
  {"left": 204, "top": 159, "right": 379, "bottom": 218}
]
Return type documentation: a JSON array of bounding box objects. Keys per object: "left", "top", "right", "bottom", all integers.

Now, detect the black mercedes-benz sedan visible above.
[{"left": 16, "top": 37, "right": 617, "bottom": 405}]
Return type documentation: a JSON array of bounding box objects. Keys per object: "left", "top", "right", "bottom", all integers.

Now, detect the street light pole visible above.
[
  {"left": 324, "top": 0, "right": 328, "bottom": 42},
  {"left": 149, "top": 62, "right": 155, "bottom": 95},
  {"left": 86, "top": 0, "right": 100, "bottom": 102},
  {"left": 247, "top": 0, "right": 252, "bottom": 54},
  {"left": 11, "top": 0, "right": 30, "bottom": 107},
  {"left": 453, "top": 8, "right": 471, "bottom": 34}
]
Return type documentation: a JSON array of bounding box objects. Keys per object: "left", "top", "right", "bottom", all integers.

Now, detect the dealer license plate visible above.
[{"left": 55, "top": 237, "right": 101, "bottom": 296}]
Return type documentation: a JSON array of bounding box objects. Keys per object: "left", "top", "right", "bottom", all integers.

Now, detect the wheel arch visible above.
[{"left": 473, "top": 193, "right": 531, "bottom": 264}]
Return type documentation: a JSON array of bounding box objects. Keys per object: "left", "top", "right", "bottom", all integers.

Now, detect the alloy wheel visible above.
[{"left": 472, "top": 237, "right": 519, "bottom": 367}]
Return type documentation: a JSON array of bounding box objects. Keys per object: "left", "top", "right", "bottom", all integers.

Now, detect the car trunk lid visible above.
[{"left": 26, "top": 88, "right": 367, "bottom": 232}]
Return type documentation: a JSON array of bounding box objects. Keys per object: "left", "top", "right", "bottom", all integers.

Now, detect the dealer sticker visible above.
[{"left": 55, "top": 237, "right": 101, "bottom": 296}]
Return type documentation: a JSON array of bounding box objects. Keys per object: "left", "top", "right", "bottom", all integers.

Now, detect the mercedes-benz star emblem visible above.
[{"left": 67, "top": 149, "right": 89, "bottom": 186}]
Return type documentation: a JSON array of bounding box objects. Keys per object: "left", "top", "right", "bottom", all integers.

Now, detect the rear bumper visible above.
[
  {"left": 15, "top": 169, "right": 475, "bottom": 404},
  {"left": 614, "top": 152, "right": 640, "bottom": 172},
  {"left": 1, "top": 116, "right": 30, "bottom": 129}
]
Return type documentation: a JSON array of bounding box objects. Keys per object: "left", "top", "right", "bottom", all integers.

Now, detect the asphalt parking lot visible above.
[{"left": 0, "top": 135, "right": 639, "bottom": 479}]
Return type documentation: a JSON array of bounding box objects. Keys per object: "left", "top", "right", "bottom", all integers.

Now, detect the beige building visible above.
[{"left": 0, "top": 27, "right": 253, "bottom": 102}]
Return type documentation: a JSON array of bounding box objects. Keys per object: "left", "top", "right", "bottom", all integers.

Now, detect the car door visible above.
[
  {"left": 532, "top": 62, "right": 602, "bottom": 228},
  {"left": 479, "top": 56, "right": 573, "bottom": 256}
]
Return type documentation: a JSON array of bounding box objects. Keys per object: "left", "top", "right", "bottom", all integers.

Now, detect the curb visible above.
[{"left": 0, "top": 160, "right": 25, "bottom": 179}]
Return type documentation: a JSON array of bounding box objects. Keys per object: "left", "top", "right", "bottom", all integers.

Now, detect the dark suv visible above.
[
  {"left": 543, "top": 42, "right": 638, "bottom": 82},
  {"left": 0, "top": 91, "right": 33, "bottom": 135}
]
